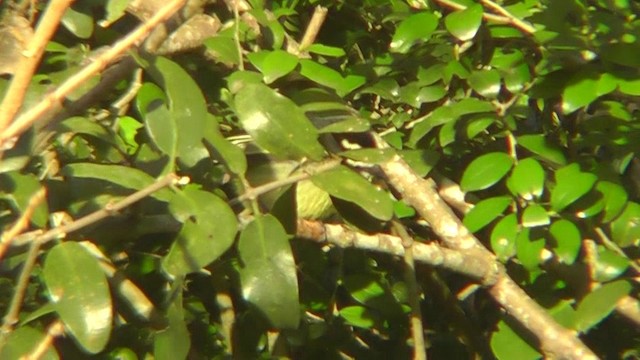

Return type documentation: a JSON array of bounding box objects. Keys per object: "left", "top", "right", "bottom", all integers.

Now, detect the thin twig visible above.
[
  {"left": 479, "top": 0, "right": 536, "bottom": 34},
  {"left": 0, "top": 187, "right": 46, "bottom": 261},
  {"left": 0, "top": 174, "right": 182, "bottom": 340},
  {"left": 434, "top": 0, "right": 535, "bottom": 35},
  {"left": 232, "top": 1, "right": 244, "bottom": 71},
  {"left": 0, "top": 0, "right": 188, "bottom": 149},
  {"left": 230, "top": 158, "right": 342, "bottom": 205},
  {"left": 298, "top": 6, "right": 328, "bottom": 52},
  {"left": 392, "top": 221, "right": 427, "bottom": 360},
  {"left": 0, "top": 0, "right": 75, "bottom": 133}
]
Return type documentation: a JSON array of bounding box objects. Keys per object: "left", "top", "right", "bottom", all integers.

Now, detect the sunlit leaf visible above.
[
  {"left": 0, "top": 326, "right": 59, "bottom": 360},
  {"left": 390, "top": 12, "right": 439, "bottom": 53},
  {"left": 507, "top": 158, "right": 545, "bottom": 199},
  {"left": 461, "top": 152, "right": 514, "bottom": 192},
  {"left": 551, "top": 164, "right": 597, "bottom": 212},
  {"left": 445, "top": 4, "right": 483, "bottom": 41},
  {"left": 491, "top": 214, "right": 518, "bottom": 262},
  {"left": 593, "top": 248, "right": 630, "bottom": 282},
  {"left": 234, "top": 83, "right": 325, "bottom": 160},
  {"left": 574, "top": 280, "right": 631, "bottom": 333},
  {"left": 549, "top": 219, "right": 581, "bottom": 264},
  {"left": 43, "top": 242, "right": 112, "bottom": 353},
  {"left": 521, "top": 204, "right": 550, "bottom": 227},
  {"left": 490, "top": 319, "right": 541, "bottom": 360},
  {"left": 517, "top": 135, "right": 567, "bottom": 165},
  {"left": 515, "top": 228, "right": 545, "bottom": 270},
  {"left": 464, "top": 196, "right": 512, "bottom": 233},
  {"left": 610, "top": 202, "right": 640, "bottom": 247}
]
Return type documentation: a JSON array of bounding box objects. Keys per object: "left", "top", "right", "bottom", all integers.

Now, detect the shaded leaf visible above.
[
  {"left": 43, "top": 242, "right": 112, "bottom": 353},
  {"left": 594, "top": 248, "right": 630, "bottom": 282},
  {"left": 517, "top": 135, "right": 567, "bottom": 165},
  {"left": 162, "top": 187, "right": 238, "bottom": 277},
  {"left": 154, "top": 293, "right": 190, "bottom": 360},
  {"left": 239, "top": 215, "right": 300, "bottom": 329},
  {"left": 490, "top": 319, "right": 541, "bottom": 360},
  {"left": 299, "top": 60, "right": 365, "bottom": 96},
  {"left": 516, "top": 228, "right": 545, "bottom": 270},
  {"left": 311, "top": 165, "right": 393, "bottom": 221},
  {"left": 491, "top": 214, "right": 518, "bottom": 262},
  {"left": 610, "top": 202, "right": 640, "bottom": 247},
  {"left": 0, "top": 326, "right": 59, "bottom": 360}
]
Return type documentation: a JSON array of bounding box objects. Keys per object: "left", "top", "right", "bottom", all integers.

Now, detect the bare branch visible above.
[
  {"left": 0, "top": 0, "right": 75, "bottom": 132},
  {"left": 298, "top": 6, "right": 328, "bottom": 52},
  {"left": 434, "top": 0, "right": 535, "bottom": 35},
  {"left": 0, "top": 0, "right": 188, "bottom": 150}
]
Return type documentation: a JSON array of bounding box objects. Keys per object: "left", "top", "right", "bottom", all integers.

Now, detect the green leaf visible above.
[
  {"left": 461, "top": 152, "right": 514, "bottom": 192},
  {"left": 339, "top": 306, "right": 378, "bottom": 329},
  {"left": 610, "top": 202, "right": 640, "bottom": 247},
  {"left": 250, "top": 50, "right": 298, "bottom": 84},
  {"left": 0, "top": 326, "right": 59, "bottom": 360},
  {"left": 239, "top": 215, "right": 300, "bottom": 329},
  {"left": 204, "top": 36, "right": 240, "bottom": 65},
  {"left": 339, "top": 148, "right": 396, "bottom": 164},
  {"left": 507, "top": 158, "right": 545, "bottom": 200},
  {"left": 517, "top": 135, "right": 567, "bottom": 165},
  {"left": 574, "top": 280, "right": 631, "bottom": 333},
  {"left": 549, "top": 220, "right": 581, "bottom": 264},
  {"left": 0, "top": 172, "right": 48, "bottom": 227},
  {"left": 306, "top": 44, "right": 346, "bottom": 57},
  {"left": 594, "top": 248, "right": 630, "bottom": 282},
  {"left": 490, "top": 319, "right": 541, "bottom": 360},
  {"left": 62, "top": 6, "right": 94, "bottom": 39},
  {"left": 203, "top": 114, "right": 247, "bottom": 175},
  {"left": 145, "top": 56, "right": 209, "bottom": 168},
  {"left": 299, "top": 60, "right": 365, "bottom": 96},
  {"left": 464, "top": 196, "right": 512, "bottom": 233},
  {"left": 390, "top": 12, "right": 439, "bottom": 53},
  {"left": 515, "top": 228, "right": 545, "bottom": 270},
  {"left": 400, "top": 149, "right": 440, "bottom": 177},
  {"left": 521, "top": 204, "right": 550, "bottom": 227},
  {"left": 154, "top": 293, "right": 190, "bottom": 360},
  {"left": 491, "top": 214, "right": 518, "bottom": 262},
  {"left": 62, "top": 163, "right": 174, "bottom": 202},
  {"left": 234, "top": 83, "right": 325, "bottom": 160},
  {"left": 468, "top": 69, "right": 501, "bottom": 98},
  {"left": 136, "top": 82, "right": 176, "bottom": 162},
  {"left": 311, "top": 165, "right": 394, "bottom": 221},
  {"left": 103, "top": 0, "right": 129, "bottom": 25},
  {"left": 43, "top": 242, "right": 112, "bottom": 353},
  {"left": 598, "top": 181, "right": 628, "bottom": 222},
  {"left": 551, "top": 164, "right": 597, "bottom": 212},
  {"left": 445, "top": 4, "right": 483, "bottom": 41},
  {"left": 117, "top": 116, "right": 143, "bottom": 154},
  {"left": 162, "top": 187, "right": 238, "bottom": 277}
]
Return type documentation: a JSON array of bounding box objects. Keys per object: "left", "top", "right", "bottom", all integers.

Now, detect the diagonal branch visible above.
[
  {"left": 379, "top": 153, "right": 597, "bottom": 360},
  {"left": 0, "top": 0, "right": 188, "bottom": 150}
]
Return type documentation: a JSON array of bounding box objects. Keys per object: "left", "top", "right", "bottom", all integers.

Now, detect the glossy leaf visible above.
[
  {"left": 390, "top": 12, "right": 439, "bottom": 53},
  {"left": 62, "top": 6, "right": 93, "bottom": 39},
  {"left": 551, "top": 164, "right": 597, "bottom": 212},
  {"left": 463, "top": 196, "right": 512, "bottom": 233},
  {"left": 145, "top": 56, "right": 209, "bottom": 167},
  {"left": 299, "top": 59, "right": 365, "bottom": 96},
  {"left": 311, "top": 165, "right": 394, "bottom": 221},
  {"left": 460, "top": 152, "right": 514, "bottom": 192},
  {"left": 234, "top": 83, "right": 325, "bottom": 160},
  {"left": 0, "top": 326, "right": 59, "bottom": 360},
  {"left": 507, "top": 158, "right": 545, "bottom": 199},
  {"left": 43, "top": 242, "right": 112, "bottom": 353},
  {"left": 598, "top": 181, "right": 628, "bottom": 222},
  {"left": 252, "top": 50, "right": 298, "bottom": 84},
  {"left": 445, "top": 4, "right": 483, "bottom": 41},
  {"left": 491, "top": 214, "right": 518, "bottom": 262},
  {"left": 517, "top": 135, "right": 567, "bottom": 165},
  {"left": 468, "top": 69, "right": 501, "bottom": 98},
  {"left": 610, "top": 202, "right": 640, "bottom": 247},
  {"left": 62, "top": 163, "right": 174, "bottom": 202},
  {"left": 162, "top": 187, "right": 238, "bottom": 277},
  {"left": 521, "top": 204, "right": 550, "bottom": 227},
  {"left": 549, "top": 219, "right": 581, "bottom": 264},
  {"left": 515, "top": 228, "right": 545, "bottom": 270},
  {"left": 594, "top": 248, "right": 630, "bottom": 282},
  {"left": 490, "top": 319, "right": 541, "bottom": 360},
  {"left": 239, "top": 215, "right": 300, "bottom": 329},
  {"left": 203, "top": 114, "right": 247, "bottom": 175},
  {"left": 574, "top": 280, "right": 631, "bottom": 333}
]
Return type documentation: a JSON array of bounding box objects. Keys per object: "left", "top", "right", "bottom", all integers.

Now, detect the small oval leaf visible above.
[
  {"left": 461, "top": 152, "right": 514, "bottom": 192},
  {"left": 464, "top": 196, "right": 512, "bottom": 233},
  {"left": 574, "top": 280, "right": 631, "bottom": 333}
]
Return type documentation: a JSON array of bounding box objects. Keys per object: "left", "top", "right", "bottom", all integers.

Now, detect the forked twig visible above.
[{"left": 435, "top": 0, "right": 535, "bottom": 34}]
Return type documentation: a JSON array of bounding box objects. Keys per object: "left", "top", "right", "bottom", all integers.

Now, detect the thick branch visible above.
[{"left": 379, "top": 155, "right": 596, "bottom": 360}]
